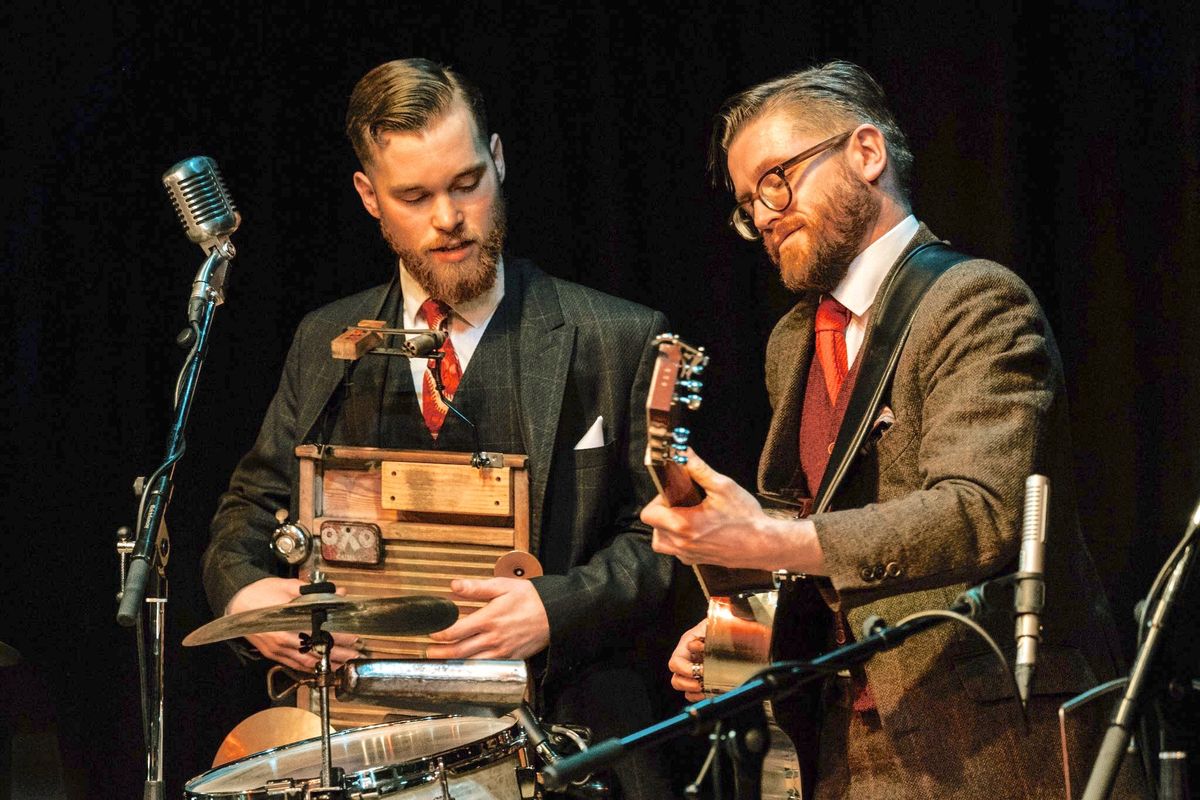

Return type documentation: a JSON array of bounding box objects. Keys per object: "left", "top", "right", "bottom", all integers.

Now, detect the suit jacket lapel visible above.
[
  {"left": 514, "top": 261, "right": 575, "bottom": 556},
  {"left": 296, "top": 283, "right": 393, "bottom": 444},
  {"left": 758, "top": 295, "right": 818, "bottom": 495}
]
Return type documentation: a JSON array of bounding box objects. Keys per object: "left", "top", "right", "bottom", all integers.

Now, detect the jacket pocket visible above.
[{"left": 952, "top": 643, "right": 1097, "bottom": 702}]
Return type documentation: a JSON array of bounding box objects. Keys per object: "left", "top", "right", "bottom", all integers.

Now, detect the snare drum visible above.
[{"left": 185, "top": 716, "right": 526, "bottom": 799}]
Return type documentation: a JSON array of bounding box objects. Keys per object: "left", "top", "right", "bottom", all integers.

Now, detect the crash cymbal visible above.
[
  {"left": 183, "top": 593, "right": 458, "bottom": 647},
  {"left": 0, "top": 641, "right": 20, "bottom": 667},
  {"left": 212, "top": 707, "right": 326, "bottom": 767}
]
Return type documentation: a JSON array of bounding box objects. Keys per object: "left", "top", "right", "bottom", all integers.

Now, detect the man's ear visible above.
[
  {"left": 490, "top": 133, "right": 506, "bottom": 184},
  {"left": 850, "top": 124, "right": 888, "bottom": 184},
  {"left": 352, "top": 170, "right": 381, "bottom": 219}
]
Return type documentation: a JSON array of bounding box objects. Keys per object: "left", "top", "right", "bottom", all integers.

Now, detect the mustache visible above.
[{"left": 430, "top": 235, "right": 474, "bottom": 250}]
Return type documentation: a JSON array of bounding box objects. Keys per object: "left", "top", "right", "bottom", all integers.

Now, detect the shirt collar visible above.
[
  {"left": 399, "top": 255, "right": 506, "bottom": 328},
  {"left": 830, "top": 214, "right": 919, "bottom": 317}
]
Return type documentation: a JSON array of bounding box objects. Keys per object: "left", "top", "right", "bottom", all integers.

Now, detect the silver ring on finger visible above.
[{"left": 691, "top": 662, "right": 703, "bottom": 681}]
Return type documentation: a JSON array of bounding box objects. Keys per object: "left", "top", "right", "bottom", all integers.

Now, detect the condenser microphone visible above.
[
  {"left": 162, "top": 156, "right": 241, "bottom": 324},
  {"left": 162, "top": 156, "right": 241, "bottom": 253},
  {"left": 1014, "top": 474, "right": 1049, "bottom": 706},
  {"left": 400, "top": 330, "right": 449, "bottom": 358}
]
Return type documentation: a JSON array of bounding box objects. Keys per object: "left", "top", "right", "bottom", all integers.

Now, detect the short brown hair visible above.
[
  {"left": 709, "top": 61, "right": 913, "bottom": 198},
  {"left": 345, "top": 58, "right": 489, "bottom": 167}
]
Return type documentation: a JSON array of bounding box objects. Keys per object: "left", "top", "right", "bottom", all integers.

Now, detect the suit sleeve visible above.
[
  {"left": 201, "top": 318, "right": 311, "bottom": 616},
  {"left": 811, "top": 261, "right": 1059, "bottom": 606},
  {"left": 531, "top": 309, "right": 677, "bottom": 669}
]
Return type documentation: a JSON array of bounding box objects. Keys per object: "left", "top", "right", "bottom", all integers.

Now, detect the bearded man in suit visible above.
[
  {"left": 642, "top": 61, "right": 1144, "bottom": 798},
  {"left": 202, "top": 58, "right": 677, "bottom": 798}
]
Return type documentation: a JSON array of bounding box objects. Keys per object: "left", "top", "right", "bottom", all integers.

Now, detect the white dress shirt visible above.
[
  {"left": 830, "top": 215, "right": 919, "bottom": 366},
  {"left": 399, "top": 257, "right": 506, "bottom": 410}
]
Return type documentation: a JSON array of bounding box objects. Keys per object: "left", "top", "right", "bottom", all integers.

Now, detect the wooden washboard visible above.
[{"left": 292, "top": 444, "right": 531, "bottom": 729}]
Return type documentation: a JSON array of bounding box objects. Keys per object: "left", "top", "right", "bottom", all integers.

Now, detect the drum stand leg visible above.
[{"left": 302, "top": 610, "right": 346, "bottom": 800}]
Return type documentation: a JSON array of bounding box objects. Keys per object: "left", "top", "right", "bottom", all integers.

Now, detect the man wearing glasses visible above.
[{"left": 642, "top": 62, "right": 1141, "bottom": 797}]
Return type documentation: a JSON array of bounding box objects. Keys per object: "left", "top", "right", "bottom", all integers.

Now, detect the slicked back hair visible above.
[
  {"left": 708, "top": 61, "right": 913, "bottom": 199},
  {"left": 346, "top": 58, "right": 489, "bottom": 168}
]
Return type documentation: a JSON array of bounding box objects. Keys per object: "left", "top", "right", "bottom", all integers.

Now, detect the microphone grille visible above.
[
  {"left": 162, "top": 156, "right": 240, "bottom": 246},
  {"left": 1022, "top": 474, "right": 1049, "bottom": 541}
]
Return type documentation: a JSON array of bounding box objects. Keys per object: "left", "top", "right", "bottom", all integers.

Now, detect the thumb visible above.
[
  {"left": 682, "top": 449, "right": 726, "bottom": 492},
  {"left": 450, "top": 577, "right": 511, "bottom": 600}
]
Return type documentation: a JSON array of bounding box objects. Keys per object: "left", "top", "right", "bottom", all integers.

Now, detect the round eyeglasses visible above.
[{"left": 729, "top": 130, "right": 854, "bottom": 241}]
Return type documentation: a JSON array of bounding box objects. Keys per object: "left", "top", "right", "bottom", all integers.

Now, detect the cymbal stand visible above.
[{"left": 300, "top": 604, "right": 346, "bottom": 800}]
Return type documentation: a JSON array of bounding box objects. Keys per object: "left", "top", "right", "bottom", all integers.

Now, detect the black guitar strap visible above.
[
  {"left": 772, "top": 242, "right": 971, "bottom": 799},
  {"left": 813, "top": 241, "right": 971, "bottom": 511}
]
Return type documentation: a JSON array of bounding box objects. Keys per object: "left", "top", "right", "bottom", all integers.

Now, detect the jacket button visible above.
[
  {"left": 859, "top": 566, "right": 875, "bottom": 582},
  {"left": 885, "top": 561, "right": 902, "bottom": 578}
]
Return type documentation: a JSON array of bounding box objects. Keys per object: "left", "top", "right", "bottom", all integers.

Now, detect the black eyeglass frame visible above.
[{"left": 729, "top": 129, "right": 855, "bottom": 241}]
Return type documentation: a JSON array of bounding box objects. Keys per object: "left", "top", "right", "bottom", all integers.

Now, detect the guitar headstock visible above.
[{"left": 644, "top": 334, "right": 708, "bottom": 506}]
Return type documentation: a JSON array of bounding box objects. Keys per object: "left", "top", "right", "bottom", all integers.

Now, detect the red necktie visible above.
[
  {"left": 815, "top": 295, "right": 877, "bottom": 711},
  {"left": 419, "top": 298, "right": 462, "bottom": 439},
  {"left": 815, "top": 296, "right": 851, "bottom": 404}
]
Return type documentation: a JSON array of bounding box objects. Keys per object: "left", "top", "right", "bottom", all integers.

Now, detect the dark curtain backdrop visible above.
[{"left": 2, "top": 2, "right": 1197, "bottom": 797}]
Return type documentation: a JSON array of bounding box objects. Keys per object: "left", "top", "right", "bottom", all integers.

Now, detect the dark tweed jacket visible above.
[
  {"left": 202, "top": 257, "right": 674, "bottom": 688},
  {"left": 760, "top": 226, "right": 1139, "bottom": 798}
]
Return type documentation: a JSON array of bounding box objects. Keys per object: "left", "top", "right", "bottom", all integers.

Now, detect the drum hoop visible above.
[
  {"left": 350, "top": 717, "right": 526, "bottom": 795},
  {"left": 185, "top": 716, "right": 525, "bottom": 800}
]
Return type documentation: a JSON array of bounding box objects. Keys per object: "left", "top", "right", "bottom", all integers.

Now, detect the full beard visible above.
[
  {"left": 383, "top": 194, "right": 507, "bottom": 305},
  {"left": 768, "top": 162, "right": 881, "bottom": 294}
]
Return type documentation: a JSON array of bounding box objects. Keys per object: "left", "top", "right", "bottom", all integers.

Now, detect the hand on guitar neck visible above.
[{"left": 642, "top": 449, "right": 826, "bottom": 576}]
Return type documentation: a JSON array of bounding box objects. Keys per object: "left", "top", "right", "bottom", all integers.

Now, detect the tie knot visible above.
[
  {"left": 419, "top": 298, "right": 452, "bottom": 330},
  {"left": 815, "top": 296, "right": 850, "bottom": 333}
]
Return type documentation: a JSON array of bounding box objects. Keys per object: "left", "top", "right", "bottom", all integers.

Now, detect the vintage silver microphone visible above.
[
  {"left": 161, "top": 156, "right": 241, "bottom": 324},
  {"left": 162, "top": 156, "right": 241, "bottom": 252},
  {"left": 1014, "top": 474, "right": 1049, "bottom": 706}
]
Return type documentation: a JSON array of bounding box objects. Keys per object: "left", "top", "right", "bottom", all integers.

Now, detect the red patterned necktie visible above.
[
  {"left": 814, "top": 296, "right": 852, "bottom": 404},
  {"left": 419, "top": 298, "right": 462, "bottom": 439}
]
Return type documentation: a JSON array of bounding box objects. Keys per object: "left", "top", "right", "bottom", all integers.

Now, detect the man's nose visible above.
[
  {"left": 431, "top": 193, "right": 463, "bottom": 232},
  {"left": 751, "top": 197, "right": 783, "bottom": 235}
]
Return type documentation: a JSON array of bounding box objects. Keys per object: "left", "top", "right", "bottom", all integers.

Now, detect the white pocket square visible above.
[{"left": 574, "top": 415, "right": 605, "bottom": 449}]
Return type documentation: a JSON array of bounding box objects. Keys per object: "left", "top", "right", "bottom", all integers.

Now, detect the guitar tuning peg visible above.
[
  {"left": 685, "top": 394, "right": 703, "bottom": 411},
  {"left": 672, "top": 427, "right": 691, "bottom": 445},
  {"left": 671, "top": 454, "right": 690, "bottom": 464}
]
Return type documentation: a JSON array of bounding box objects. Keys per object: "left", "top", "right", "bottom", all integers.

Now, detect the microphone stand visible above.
[
  {"left": 1082, "top": 497, "right": 1200, "bottom": 800},
  {"left": 544, "top": 585, "right": 1014, "bottom": 797},
  {"left": 115, "top": 240, "right": 233, "bottom": 800}
]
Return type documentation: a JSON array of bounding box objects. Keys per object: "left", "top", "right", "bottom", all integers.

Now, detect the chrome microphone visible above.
[
  {"left": 1014, "top": 474, "right": 1049, "bottom": 706},
  {"left": 162, "top": 156, "right": 241, "bottom": 253},
  {"left": 162, "top": 156, "right": 241, "bottom": 324}
]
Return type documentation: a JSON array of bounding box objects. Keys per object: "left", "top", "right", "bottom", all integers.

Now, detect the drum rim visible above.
[{"left": 184, "top": 715, "right": 525, "bottom": 799}]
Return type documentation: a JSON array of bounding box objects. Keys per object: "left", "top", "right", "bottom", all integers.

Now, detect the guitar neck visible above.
[{"left": 650, "top": 462, "right": 775, "bottom": 599}]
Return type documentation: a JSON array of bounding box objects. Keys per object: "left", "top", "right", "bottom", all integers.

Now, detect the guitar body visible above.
[{"left": 644, "top": 335, "right": 808, "bottom": 800}]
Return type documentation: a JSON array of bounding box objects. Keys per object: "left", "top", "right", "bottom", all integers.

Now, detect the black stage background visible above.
[{"left": 2, "top": 2, "right": 1198, "bottom": 797}]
